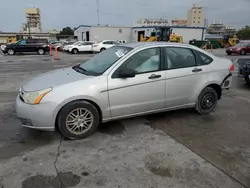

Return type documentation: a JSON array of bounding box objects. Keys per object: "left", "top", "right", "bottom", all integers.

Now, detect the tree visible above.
[
  {"left": 59, "top": 27, "right": 74, "bottom": 35},
  {"left": 236, "top": 26, "right": 250, "bottom": 40}
]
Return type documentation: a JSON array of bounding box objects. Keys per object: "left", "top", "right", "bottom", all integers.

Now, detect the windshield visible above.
[{"left": 75, "top": 46, "right": 133, "bottom": 76}]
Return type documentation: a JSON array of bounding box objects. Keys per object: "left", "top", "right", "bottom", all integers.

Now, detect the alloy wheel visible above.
[{"left": 65, "top": 108, "right": 94, "bottom": 135}]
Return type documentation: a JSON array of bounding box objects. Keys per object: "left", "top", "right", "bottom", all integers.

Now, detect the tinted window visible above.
[
  {"left": 19, "top": 40, "right": 26, "bottom": 45},
  {"left": 103, "top": 41, "right": 112, "bottom": 44},
  {"left": 193, "top": 50, "right": 213, "bottom": 65},
  {"left": 120, "top": 48, "right": 161, "bottom": 74},
  {"left": 165, "top": 47, "right": 196, "bottom": 69}
]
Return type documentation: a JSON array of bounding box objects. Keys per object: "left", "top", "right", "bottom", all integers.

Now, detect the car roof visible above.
[{"left": 120, "top": 42, "right": 194, "bottom": 49}]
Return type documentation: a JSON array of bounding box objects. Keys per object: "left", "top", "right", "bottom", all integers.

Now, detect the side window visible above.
[
  {"left": 103, "top": 41, "right": 111, "bottom": 45},
  {"left": 19, "top": 40, "right": 26, "bottom": 45},
  {"left": 164, "top": 47, "right": 196, "bottom": 69},
  {"left": 193, "top": 50, "right": 213, "bottom": 65},
  {"left": 120, "top": 48, "right": 161, "bottom": 74}
]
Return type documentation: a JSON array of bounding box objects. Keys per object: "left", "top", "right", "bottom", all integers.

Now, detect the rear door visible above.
[
  {"left": 163, "top": 46, "right": 210, "bottom": 107},
  {"left": 79, "top": 42, "right": 94, "bottom": 52}
]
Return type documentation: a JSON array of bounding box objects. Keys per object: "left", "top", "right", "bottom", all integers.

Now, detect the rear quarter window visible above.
[{"left": 193, "top": 50, "right": 213, "bottom": 66}]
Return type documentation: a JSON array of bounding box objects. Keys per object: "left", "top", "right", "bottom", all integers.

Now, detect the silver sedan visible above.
[{"left": 16, "top": 42, "right": 233, "bottom": 139}]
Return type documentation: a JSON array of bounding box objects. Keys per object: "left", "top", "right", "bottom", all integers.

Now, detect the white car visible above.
[
  {"left": 63, "top": 41, "right": 83, "bottom": 52},
  {"left": 91, "top": 40, "right": 120, "bottom": 52},
  {"left": 68, "top": 41, "right": 95, "bottom": 54}
]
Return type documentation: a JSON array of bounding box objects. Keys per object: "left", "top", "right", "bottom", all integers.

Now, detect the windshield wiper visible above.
[{"left": 72, "top": 64, "right": 87, "bottom": 74}]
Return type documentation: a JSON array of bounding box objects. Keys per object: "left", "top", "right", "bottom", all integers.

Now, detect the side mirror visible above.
[{"left": 118, "top": 68, "right": 135, "bottom": 78}]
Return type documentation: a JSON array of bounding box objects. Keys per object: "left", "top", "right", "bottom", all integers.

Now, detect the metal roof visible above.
[{"left": 121, "top": 42, "right": 192, "bottom": 49}]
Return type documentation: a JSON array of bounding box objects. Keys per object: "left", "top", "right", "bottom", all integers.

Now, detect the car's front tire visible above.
[
  {"left": 100, "top": 48, "right": 106, "bottom": 52},
  {"left": 7, "top": 49, "right": 15, "bottom": 55},
  {"left": 72, "top": 48, "right": 79, "bottom": 54},
  {"left": 196, "top": 87, "right": 218, "bottom": 115},
  {"left": 57, "top": 100, "right": 100, "bottom": 140},
  {"left": 240, "top": 50, "right": 246, "bottom": 55},
  {"left": 38, "top": 49, "right": 45, "bottom": 55},
  {"left": 227, "top": 52, "right": 231, "bottom": 55}
]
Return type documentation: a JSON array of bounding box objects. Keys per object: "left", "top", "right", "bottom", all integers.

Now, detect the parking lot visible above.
[{"left": 0, "top": 49, "right": 250, "bottom": 188}]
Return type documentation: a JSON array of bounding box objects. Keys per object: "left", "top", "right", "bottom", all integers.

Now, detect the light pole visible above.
[{"left": 96, "top": 0, "right": 100, "bottom": 26}]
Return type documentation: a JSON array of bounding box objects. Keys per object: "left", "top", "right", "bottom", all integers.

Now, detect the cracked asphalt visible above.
[{"left": 0, "top": 49, "right": 250, "bottom": 188}]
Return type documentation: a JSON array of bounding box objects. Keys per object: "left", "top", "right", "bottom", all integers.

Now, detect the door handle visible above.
[
  {"left": 192, "top": 68, "right": 202, "bottom": 72},
  {"left": 148, "top": 74, "right": 161, "bottom": 79}
]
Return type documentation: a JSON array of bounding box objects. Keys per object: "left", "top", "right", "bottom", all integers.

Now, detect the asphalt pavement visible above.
[{"left": 0, "top": 50, "right": 249, "bottom": 188}]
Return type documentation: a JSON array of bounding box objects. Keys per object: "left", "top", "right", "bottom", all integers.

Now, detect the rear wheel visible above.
[
  {"left": 227, "top": 52, "right": 231, "bottom": 55},
  {"left": 196, "top": 87, "right": 218, "bottom": 115},
  {"left": 7, "top": 49, "right": 15, "bottom": 55},
  {"left": 72, "top": 48, "right": 79, "bottom": 54},
  {"left": 58, "top": 101, "right": 100, "bottom": 140},
  {"left": 38, "top": 49, "right": 45, "bottom": 55}
]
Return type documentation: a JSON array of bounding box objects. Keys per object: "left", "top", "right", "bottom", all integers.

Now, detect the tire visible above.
[
  {"left": 72, "top": 48, "right": 79, "bottom": 54},
  {"left": 37, "top": 49, "right": 45, "bottom": 55},
  {"left": 100, "top": 48, "right": 106, "bottom": 52},
  {"left": 245, "top": 77, "right": 250, "bottom": 84},
  {"left": 240, "top": 50, "right": 246, "bottom": 55},
  {"left": 227, "top": 52, "right": 231, "bottom": 55},
  {"left": 195, "top": 87, "right": 218, "bottom": 115},
  {"left": 58, "top": 100, "right": 100, "bottom": 140},
  {"left": 7, "top": 49, "right": 15, "bottom": 55}
]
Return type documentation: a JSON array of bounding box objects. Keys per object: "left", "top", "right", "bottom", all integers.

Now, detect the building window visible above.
[
  {"left": 193, "top": 21, "right": 195, "bottom": 23},
  {"left": 198, "top": 21, "right": 200, "bottom": 23},
  {"left": 194, "top": 11, "right": 196, "bottom": 13},
  {"left": 198, "top": 17, "right": 200, "bottom": 19},
  {"left": 199, "top": 11, "right": 201, "bottom": 13},
  {"left": 119, "top": 29, "right": 122, "bottom": 33},
  {"left": 193, "top": 17, "right": 196, "bottom": 19}
]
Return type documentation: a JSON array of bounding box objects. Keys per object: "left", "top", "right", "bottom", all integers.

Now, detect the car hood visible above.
[{"left": 22, "top": 67, "right": 94, "bottom": 92}]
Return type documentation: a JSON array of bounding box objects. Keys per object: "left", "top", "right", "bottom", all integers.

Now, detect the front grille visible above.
[{"left": 19, "top": 118, "right": 32, "bottom": 126}]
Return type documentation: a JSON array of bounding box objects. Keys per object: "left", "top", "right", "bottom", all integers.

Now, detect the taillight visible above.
[{"left": 229, "top": 64, "right": 234, "bottom": 71}]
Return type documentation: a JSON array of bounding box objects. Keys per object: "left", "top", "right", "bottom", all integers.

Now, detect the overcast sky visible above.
[{"left": 0, "top": 0, "right": 249, "bottom": 32}]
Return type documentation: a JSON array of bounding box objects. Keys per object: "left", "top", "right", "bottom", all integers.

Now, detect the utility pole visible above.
[{"left": 96, "top": 0, "right": 100, "bottom": 26}]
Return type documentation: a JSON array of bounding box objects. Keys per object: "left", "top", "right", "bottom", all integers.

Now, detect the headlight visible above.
[{"left": 22, "top": 88, "right": 52, "bottom": 105}]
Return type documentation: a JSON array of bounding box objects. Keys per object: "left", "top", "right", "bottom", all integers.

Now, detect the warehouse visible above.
[
  {"left": 74, "top": 25, "right": 132, "bottom": 42},
  {"left": 131, "top": 26, "right": 206, "bottom": 43}
]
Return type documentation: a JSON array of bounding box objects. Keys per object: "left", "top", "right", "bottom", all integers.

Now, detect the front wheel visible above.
[
  {"left": 241, "top": 50, "right": 246, "bottom": 55},
  {"left": 38, "top": 49, "right": 45, "bottom": 55},
  {"left": 72, "top": 48, "right": 79, "bottom": 54},
  {"left": 58, "top": 100, "right": 100, "bottom": 140},
  {"left": 195, "top": 87, "right": 218, "bottom": 115},
  {"left": 7, "top": 49, "right": 15, "bottom": 55},
  {"left": 100, "top": 48, "right": 106, "bottom": 52},
  {"left": 227, "top": 52, "right": 231, "bottom": 55}
]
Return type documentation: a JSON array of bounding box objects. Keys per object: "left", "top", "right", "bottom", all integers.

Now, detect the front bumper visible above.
[{"left": 16, "top": 95, "right": 57, "bottom": 131}]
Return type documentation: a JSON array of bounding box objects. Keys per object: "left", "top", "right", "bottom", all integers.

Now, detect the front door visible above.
[
  {"left": 78, "top": 42, "right": 93, "bottom": 52},
  {"left": 108, "top": 47, "right": 166, "bottom": 118},
  {"left": 86, "top": 31, "right": 90, "bottom": 41},
  {"left": 15, "top": 40, "right": 27, "bottom": 52},
  {"left": 163, "top": 46, "right": 210, "bottom": 107}
]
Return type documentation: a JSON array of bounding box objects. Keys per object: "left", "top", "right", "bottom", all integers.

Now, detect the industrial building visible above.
[
  {"left": 187, "top": 4, "right": 205, "bottom": 27},
  {"left": 22, "top": 8, "right": 42, "bottom": 33},
  {"left": 206, "top": 21, "right": 237, "bottom": 36},
  {"left": 131, "top": 26, "right": 206, "bottom": 43},
  {"left": 171, "top": 19, "right": 187, "bottom": 26},
  {"left": 74, "top": 25, "right": 132, "bottom": 42}
]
